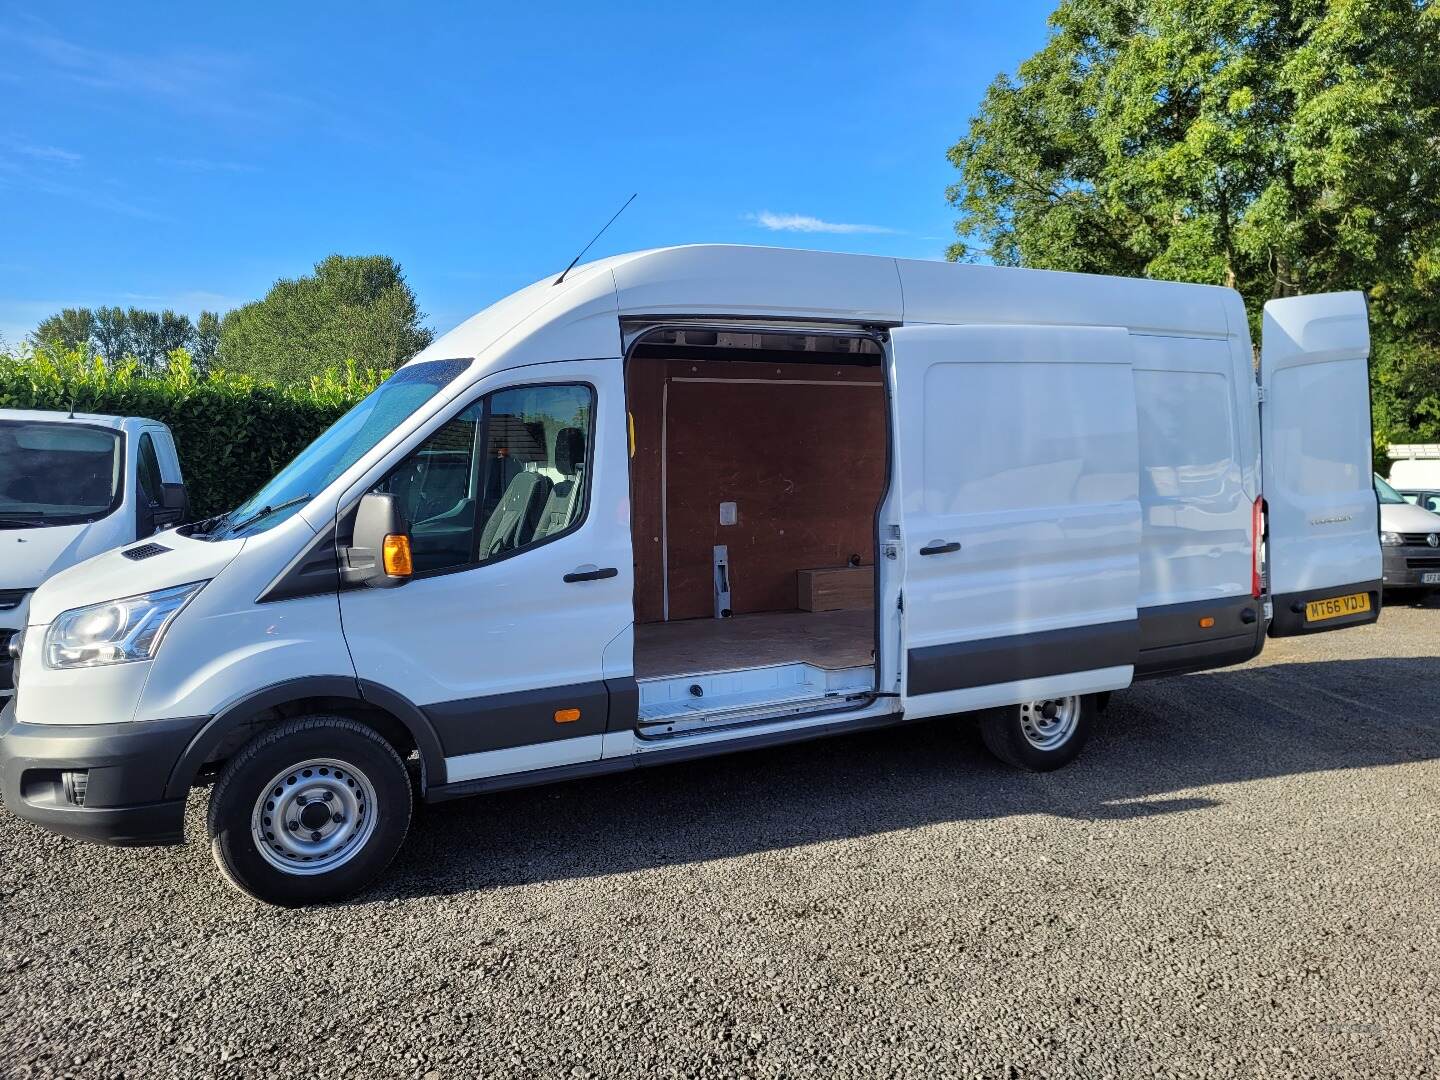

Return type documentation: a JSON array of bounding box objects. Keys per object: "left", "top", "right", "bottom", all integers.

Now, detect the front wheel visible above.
[
  {"left": 979, "top": 694, "right": 1095, "bottom": 771},
  {"left": 207, "top": 716, "right": 413, "bottom": 906}
]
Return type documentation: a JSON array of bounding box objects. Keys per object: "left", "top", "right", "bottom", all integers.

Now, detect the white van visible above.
[
  {"left": 1, "top": 410, "right": 187, "bottom": 705},
  {"left": 0, "top": 247, "right": 1381, "bottom": 905},
  {"left": 1387, "top": 445, "right": 1440, "bottom": 491}
]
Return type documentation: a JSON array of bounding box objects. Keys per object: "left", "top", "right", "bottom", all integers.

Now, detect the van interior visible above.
[{"left": 625, "top": 326, "right": 888, "bottom": 736}]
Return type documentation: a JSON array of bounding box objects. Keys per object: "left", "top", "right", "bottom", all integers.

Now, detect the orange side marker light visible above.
[{"left": 382, "top": 534, "right": 413, "bottom": 577}]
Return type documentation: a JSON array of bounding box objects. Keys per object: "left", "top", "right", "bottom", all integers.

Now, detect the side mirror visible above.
[{"left": 341, "top": 492, "right": 413, "bottom": 589}]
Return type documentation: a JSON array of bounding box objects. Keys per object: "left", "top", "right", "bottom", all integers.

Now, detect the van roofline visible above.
[
  {"left": 410, "top": 244, "right": 1243, "bottom": 382},
  {"left": 0, "top": 408, "right": 133, "bottom": 429}
]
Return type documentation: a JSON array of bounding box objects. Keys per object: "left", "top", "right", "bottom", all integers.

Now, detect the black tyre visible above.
[
  {"left": 979, "top": 694, "right": 1095, "bottom": 772},
  {"left": 207, "top": 716, "right": 413, "bottom": 906}
]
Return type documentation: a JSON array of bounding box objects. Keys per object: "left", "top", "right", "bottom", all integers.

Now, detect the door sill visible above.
[{"left": 637, "top": 662, "right": 875, "bottom": 739}]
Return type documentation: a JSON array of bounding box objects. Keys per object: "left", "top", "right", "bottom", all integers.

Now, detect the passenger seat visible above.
[
  {"left": 534, "top": 427, "right": 586, "bottom": 539},
  {"left": 477, "top": 468, "right": 552, "bottom": 557}
]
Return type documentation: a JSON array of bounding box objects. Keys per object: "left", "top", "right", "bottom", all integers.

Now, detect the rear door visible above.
[
  {"left": 891, "top": 324, "right": 1142, "bottom": 719},
  {"left": 1260, "top": 292, "right": 1382, "bottom": 635}
]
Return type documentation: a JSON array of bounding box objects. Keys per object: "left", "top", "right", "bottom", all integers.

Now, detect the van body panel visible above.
[
  {"left": 889, "top": 324, "right": 1141, "bottom": 710},
  {"left": 337, "top": 358, "right": 633, "bottom": 772},
  {"left": 1259, "top": 292, "right": 1382, "bottom": 635},
  {"left": 897, "top": 258, "right": 1231, "bottom": 338},
  {"left": 1131, "top": 335, "right": 1253, "bottom": 607}
]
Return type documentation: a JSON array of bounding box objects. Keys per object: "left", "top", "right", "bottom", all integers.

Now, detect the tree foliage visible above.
[
  {"left": 217, "top": 254, "right": 434, "bottom": 383},
  {"left": 34, "top": 308, "right": 95, "bottom": 352},
  {"left": 0, "top": 342, "right": 385, "bottom": 517},
  {"left": 947, "top": 0, "right": 1440, "bottom": 447},
  {"left": 30, "top": 306, "right": 224, "bottom": 374}
]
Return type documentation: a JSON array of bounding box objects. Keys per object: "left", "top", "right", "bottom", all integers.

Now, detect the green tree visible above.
[
  {"left": 218, "top": 254, "right": 434, "bottom": 382},
  {"left": 193, "top": 310, "right": 221, "bottom": 372},
  {"left": 33, "top": 307, "right": 95, "bottom": 351},
  {"left": 946, "top": 0, "right": 1440, "bottom": 445},
  {"left": 125, "top": 308, "right": 165, "bottom": 371},
  {"left": 93, "top": 306, "right": 130, "bottom": 364}
]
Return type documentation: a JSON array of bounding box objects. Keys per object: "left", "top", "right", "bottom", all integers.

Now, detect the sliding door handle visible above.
[
  {"left": 918, "top": 541, "right": 961, "bottom": 556},
  {"left": 564, "top": 565, "right": 619, "bottom": 583}
]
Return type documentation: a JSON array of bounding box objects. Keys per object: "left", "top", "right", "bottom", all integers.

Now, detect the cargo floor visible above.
[{"left": 634, "top": 609, "right": 875, "bottom": 679}]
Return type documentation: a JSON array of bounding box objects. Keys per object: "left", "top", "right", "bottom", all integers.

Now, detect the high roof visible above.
[
  {"left": 0, "top": 408, "right": 128, "bottom": 428},
  {"left": 411, "top": 244, "right": 1244, "bottom": 375}
]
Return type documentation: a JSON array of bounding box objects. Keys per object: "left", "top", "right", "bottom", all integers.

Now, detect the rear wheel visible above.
[
  {"left": 207, "top": 716, "right": 412, "bottom": 906},
  {"left": 979, "top": 694, "right": 1094, "bottom": 771}
]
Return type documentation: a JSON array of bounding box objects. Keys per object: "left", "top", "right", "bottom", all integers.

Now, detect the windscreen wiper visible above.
[
  {"left": 226, "top": 494, "right": 313, "bottom": 536},
  {"left": 0, "top": 515, "right": 47, "bottom": 528}
]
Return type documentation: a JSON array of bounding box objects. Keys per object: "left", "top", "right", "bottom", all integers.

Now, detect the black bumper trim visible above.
[
  {"left": 0, "top": 699, "right": 204, "bottom": 847},
  {"left": 906, "top": 619, "right": 1138, "bottom": 697},
  {"left": 1134, "top": 595, "right": 1264, "bottom": 680},
  {"left": 1268, "top": 579, "right": 1382, "bottom": 637}
]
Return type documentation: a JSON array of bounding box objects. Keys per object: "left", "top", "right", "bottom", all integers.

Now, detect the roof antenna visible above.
[{"left": 555, "top": 193, "right": 637, "bottom": 286}]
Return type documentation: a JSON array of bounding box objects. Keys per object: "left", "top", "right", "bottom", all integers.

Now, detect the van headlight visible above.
[
  {"left": 44, "top": 582, "right": 207, "bottom": 670},
  {"left": 1380, "top": 531, "right": 1404, "bottom": 546}
]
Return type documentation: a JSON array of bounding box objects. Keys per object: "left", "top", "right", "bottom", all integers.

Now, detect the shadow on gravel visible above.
[{"left": 370, "top": 655, "right": 1440, "bottom": 903}]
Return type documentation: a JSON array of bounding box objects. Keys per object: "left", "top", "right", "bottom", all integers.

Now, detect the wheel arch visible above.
[{"left": 165, "top": 676, "right": 447, "bottom": 799}]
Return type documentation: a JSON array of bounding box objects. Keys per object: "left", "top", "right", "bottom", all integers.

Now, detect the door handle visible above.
[
  {"left": 919, "top": 541, "right": 961, "bottom": 556},
  {"left": 564, "top": 566, "right": 619, "bottom": 583}
]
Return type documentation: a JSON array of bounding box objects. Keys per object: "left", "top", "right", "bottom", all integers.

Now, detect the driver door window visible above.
[{"left": 372, "top": 383, "right": 594, "bottom": 575}]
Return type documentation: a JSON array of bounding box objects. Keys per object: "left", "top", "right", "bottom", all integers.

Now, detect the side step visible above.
[{"left": 638, "top": 662, "right": 874, "bottom": 737}]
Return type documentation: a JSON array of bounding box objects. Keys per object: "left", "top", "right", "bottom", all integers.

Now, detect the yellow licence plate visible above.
[{"left": 1305, "top": 592, "right": 1372, "bottom": 623}]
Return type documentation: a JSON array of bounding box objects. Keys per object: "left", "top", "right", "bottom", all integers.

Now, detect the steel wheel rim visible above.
[
  {"left": 250, "top": 758, "right": 379, "bottom": 875},
  {"left": 1018, "top": 697, "right": 1079, "bottom": 751}
]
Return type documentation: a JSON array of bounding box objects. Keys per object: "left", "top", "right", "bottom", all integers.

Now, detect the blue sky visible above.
[{"left": 0, "top": 1, "right": 1056, "bottom": 348}]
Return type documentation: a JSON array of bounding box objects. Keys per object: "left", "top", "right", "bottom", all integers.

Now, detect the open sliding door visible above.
[
  {"left": 1260, "top": 292, "right": 1382, "bottom": 636},
  {"left": 891, "top": 324, "right": 1142, "bottom": 720}
]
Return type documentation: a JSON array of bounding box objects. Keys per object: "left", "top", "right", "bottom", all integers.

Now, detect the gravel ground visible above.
[{"left": 3, "top": 597, "right": 1439, "bottom": 1080}]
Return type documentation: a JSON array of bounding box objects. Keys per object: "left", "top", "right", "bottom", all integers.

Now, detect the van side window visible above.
[
  {"left": 371, "top": 383, "right": 594, "bottom": 574},
  {"left": 137, "top": 433, "right": 163, "bottom": 505}
]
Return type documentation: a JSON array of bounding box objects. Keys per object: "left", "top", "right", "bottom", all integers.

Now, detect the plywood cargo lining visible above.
[{"left": 627, "top": 356, "right": 887, "bottom": 623}]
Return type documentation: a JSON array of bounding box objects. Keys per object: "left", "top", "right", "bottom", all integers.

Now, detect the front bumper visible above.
[
  {"left": 1382, "top": 546, "right": 1440, "bottom": 588},
  {"left": 0, "top": 697, "right": 205, "bottom": 847}
]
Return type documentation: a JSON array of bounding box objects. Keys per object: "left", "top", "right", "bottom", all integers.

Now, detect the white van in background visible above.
[
  {"left": 1376, "top": 472, "right": 1440, "bottom": 596},
  {"left": 1387, "top": 444, "right": 1440, "bottom": 491},
  {"left": 0, "top": 246, "right": 1381, "bottom": 905},
  {"left": 0, "top": 410, "right": 187, "bottom": 704}
]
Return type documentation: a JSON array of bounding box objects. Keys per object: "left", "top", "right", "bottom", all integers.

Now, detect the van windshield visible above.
[
  {"left": 0, "top": 421, "right": 122, "bottom": 528},
  {"left": 1375, "top": 474, "right": 1409, "bottom": 505},
  {"left": 202, "top": 358, "right": 472, "bottom": 540}
]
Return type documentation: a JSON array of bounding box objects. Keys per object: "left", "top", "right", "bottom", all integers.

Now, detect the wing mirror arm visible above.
[{"left": 340, "top": 492, "right": 413, "bottom": 588}]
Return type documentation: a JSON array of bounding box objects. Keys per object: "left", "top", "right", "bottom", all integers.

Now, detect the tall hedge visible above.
[{"left": 0, "top": 345, "right": 386, "bottom": 518}]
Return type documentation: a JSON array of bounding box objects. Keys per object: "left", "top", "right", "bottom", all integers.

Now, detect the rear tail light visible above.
[{"left": 1251, "top": 497, "right": 1265, "bottom": 598}]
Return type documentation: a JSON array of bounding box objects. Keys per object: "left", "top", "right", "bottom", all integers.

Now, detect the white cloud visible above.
[
  {"left": 5, "top": 140, "right": 81, "bottom": 165},
  {"left": 746, "top": 210, "right": 896, "bottom": 235}
]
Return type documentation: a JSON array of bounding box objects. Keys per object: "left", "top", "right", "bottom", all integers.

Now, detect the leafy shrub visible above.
[{"left": 0, "top": 344, "right": 386, "bottom": 518}]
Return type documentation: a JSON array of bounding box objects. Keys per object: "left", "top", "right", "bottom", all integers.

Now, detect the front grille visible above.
[
  {"left": 0, "top": 589, "right": 26, "bottom": 612},
  {"left": 0, "top": 629, "right": 13, "bottom": 693},
  {"left": 1406, "top": 556, "right": 1440, "bottom": 569},
  {"left": 1399, "top": 533, "right": 1439, "bottom": 545}
]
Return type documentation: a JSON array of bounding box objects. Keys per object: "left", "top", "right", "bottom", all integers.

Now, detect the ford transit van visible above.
[
  {"left": 0, "top": 247, "right": 1382, "bottom": 904},
  {"left": 0, "top": 410, "right": 187, "bottom": 706}
]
